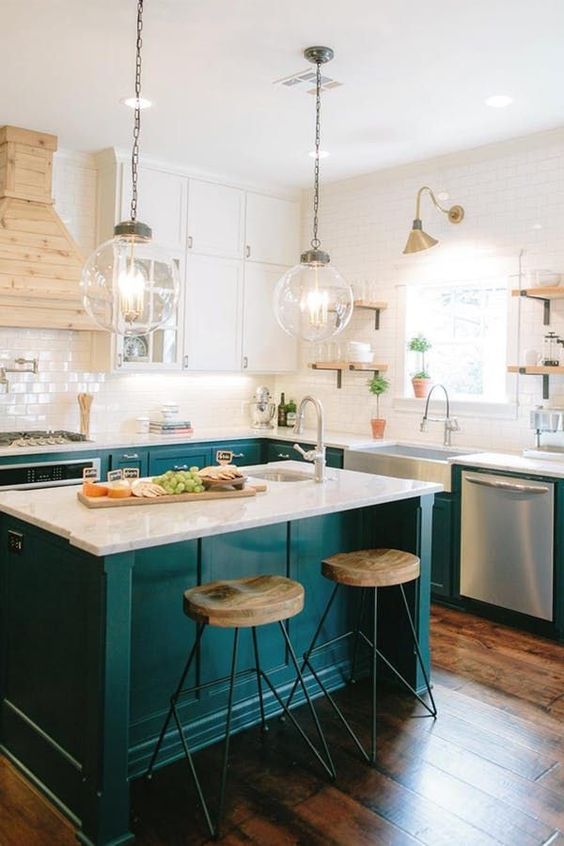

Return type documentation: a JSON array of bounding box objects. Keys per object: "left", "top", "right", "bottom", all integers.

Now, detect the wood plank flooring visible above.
[{"left": 0, "top": 605, "right": 562, "bottom": 845}]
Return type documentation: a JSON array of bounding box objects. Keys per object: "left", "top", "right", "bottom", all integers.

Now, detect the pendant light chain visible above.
[
  {"left": 130, "top": 0, "right": 144, "bottom": 223},
  {"left": 311, "top": 60, "right": 322, "bottom": 250}
]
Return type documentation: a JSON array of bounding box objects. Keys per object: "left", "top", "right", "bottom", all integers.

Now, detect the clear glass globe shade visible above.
[
  {"left": 81, "top": 233, "right": 179, "bottom": 335},
  {"left": 273, "top": 260, "right": 353, "bottom": 342}
]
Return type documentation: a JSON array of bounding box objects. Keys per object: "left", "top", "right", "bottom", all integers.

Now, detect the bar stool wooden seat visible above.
[
  {"left": 147, "top": 574, "right": 334, "bottom": 840},
  {"left": 287, "top": 548, "right": 437, "bottom": 767}
]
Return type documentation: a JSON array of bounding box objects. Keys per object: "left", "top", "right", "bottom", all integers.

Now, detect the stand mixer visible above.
[{"left": 249, "top": 386, "right": 276, "bottom": 429}]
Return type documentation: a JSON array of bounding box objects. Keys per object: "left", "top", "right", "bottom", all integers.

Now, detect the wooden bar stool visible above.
[
  {"left": 146, "top": 574, "right": 334, "bottom": 840},
  {"left": 286, "top": 549, "right": 437, "bottom": 766}
]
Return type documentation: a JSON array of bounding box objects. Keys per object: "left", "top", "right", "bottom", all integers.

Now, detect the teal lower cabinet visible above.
[
  {"left": 0, "top": 494, "right": 432, "bottom": 846},
  {"left": 267, "top": 440, "right": 344, "bottom": 468},
  {"left": 207, "top": 439, "right": 265, "bottom": 467},
  {"left": 431, "top": 492, "right": 455, "bottom": 599},
  {"left": 148, "top": 444, "right": 213, "bottom": 476},
  {"left": 109, "top": 448, "right": 149, "bottom": 477}
]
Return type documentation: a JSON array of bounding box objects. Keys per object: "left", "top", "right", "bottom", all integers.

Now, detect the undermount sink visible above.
[
  {"left": 344, "top": 443, "right": 474, "bottom": 492},
  {"left": 250, "top": 469, "right": 313, "bottom": 483}
]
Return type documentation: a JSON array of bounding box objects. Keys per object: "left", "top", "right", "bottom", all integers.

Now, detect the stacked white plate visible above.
[{"left": 348, "top": 341, "right": 374, "bottom": 363}]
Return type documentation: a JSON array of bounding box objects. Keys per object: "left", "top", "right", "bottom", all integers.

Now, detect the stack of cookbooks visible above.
[{"left": 149, "top": 418, "right": 194, "bottom": 436}]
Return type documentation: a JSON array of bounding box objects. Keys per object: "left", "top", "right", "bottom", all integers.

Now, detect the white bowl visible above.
[{"left": 528, "top": 270, "right": 561, "bottom": 288}]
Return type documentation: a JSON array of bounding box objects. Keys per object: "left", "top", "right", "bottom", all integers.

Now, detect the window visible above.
[{"left": 404, "top": 280, "right": 508, "bottom": 402}]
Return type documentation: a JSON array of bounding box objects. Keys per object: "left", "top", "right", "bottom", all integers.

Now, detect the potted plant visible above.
[
  {"left": 368, "top": 374, "right": 390, "bottom": 438},
  {"left": 408, "top": 334, "right": 432, "bottom": 398}
]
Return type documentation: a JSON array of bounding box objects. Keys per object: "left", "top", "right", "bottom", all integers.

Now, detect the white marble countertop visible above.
[
  {"left": 0, "top": 427, "right": 382, "bottom": 459},
  {"left": 450, "top": 451, "right": 564, "bottom": 479},
  {"left": 0, "top": 461, "right": 442, "bottom": 557}
]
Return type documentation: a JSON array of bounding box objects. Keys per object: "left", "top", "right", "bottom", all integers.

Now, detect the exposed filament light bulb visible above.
[
  {"left": 302, "top": 273, "right": 329, "bottom": 328},
  {"left": 118, "top": 260, "right": 145, "bottom": 323}
]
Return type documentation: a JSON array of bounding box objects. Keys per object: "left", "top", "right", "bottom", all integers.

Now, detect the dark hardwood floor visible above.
[{"left": 1, "top": 605, "right": 563, "bottom": 845}]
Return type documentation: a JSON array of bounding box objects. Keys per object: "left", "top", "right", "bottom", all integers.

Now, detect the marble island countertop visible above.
[
  {"left": 0, "top": 461, "right": 442, "bottom": 557},
  {"left": 0, "top": 427, "right": 385, "bottom": 459}
]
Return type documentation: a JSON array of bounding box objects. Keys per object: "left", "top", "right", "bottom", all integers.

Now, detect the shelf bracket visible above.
[
  {"left": 374, "top": 309, "right": 380, "bottom": 331},
  {"left": 311, "top": 364, "right": 342, "bottom": 388},
  {"left": 516, "top": 366, "right": 551, "bottom": 399},
  {"left": 519, "top": 290, "right": 551, "bottom": 325}
]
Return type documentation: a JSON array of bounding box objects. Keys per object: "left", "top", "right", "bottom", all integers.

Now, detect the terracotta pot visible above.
[
  {"left": 412, "top": 377, "right": 431, "bottom": 399},
  {"left": 370, "top": 418, "right": 386, "bottom": 439}
]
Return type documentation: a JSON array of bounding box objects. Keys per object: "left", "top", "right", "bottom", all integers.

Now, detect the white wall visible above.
[
  {"left": 275, "top": 127, "right": 564, "bottom": 451},
  {"left": 0, "top": 151, "right": 265, "bottom": 434}
]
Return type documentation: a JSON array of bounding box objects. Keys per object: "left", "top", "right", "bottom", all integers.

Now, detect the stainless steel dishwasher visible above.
[{"left": 460, "top": 471, "right": 554, "bottom": 621}]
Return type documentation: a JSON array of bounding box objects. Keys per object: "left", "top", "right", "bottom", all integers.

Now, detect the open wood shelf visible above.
[
  {"left": 353, "top": 300, "right": 388, "bottom": 329},
  {"left": 511, "top": 287, "right": 564, "bottom": 325},
  {"left": 310, "top": 361, "right": 388, "bottom": 389},
  {"left": 508, "top": 364, "right": 564, "bottom": 399}
]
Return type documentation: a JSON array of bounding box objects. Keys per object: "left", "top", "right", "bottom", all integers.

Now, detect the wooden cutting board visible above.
[{"left": 77, "top": 483, "right": 267, "bottom": 509}]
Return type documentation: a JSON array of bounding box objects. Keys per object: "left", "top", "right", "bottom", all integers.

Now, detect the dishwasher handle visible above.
[{"left": 465, "top": 475, "right": 550, "bottom": 495}]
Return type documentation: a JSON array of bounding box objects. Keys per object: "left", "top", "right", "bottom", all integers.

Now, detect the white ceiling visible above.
[{"left": 2, "top": 0, "right": 564, "bottom": 189}]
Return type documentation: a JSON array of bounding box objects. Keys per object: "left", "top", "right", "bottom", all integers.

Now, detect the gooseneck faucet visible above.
[
  {"left": 420, "top": 383, "right": 460, "bottom": 447},
  {"left": 292, "top": 395, "right": 326, "bottom": 482}
]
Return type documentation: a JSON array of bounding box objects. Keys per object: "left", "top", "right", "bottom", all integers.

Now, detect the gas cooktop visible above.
[{"left": 0, "top": 430, "right": 87, "bottom": 447}]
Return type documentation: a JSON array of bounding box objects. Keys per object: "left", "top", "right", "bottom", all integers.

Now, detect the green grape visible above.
[
  {"left": 189, "top": 466, "right": 199, "bottom": 473},
  {"left": 176, "top": 483, "right": 185, "bottom": 493}
]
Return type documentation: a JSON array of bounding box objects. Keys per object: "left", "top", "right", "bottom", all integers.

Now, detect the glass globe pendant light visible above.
[
  {"left": 81, "top": 0, "right": 179, "bottom": 336},
  {"left": 274, "top": 46, "right": 353, "bottom": 342}
]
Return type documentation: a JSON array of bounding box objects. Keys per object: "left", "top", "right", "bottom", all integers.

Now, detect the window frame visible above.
[{"left": 394, "top": 280, "right": 519, "bottom": 420}]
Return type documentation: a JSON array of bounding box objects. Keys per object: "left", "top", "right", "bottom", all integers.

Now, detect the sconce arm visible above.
[{"left": 414, "top": 186, "right": 450, "bottom": 219}]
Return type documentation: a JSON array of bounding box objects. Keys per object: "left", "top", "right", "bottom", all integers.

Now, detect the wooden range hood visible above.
[{"left": 0, "top": 125, "right": 99, "bottom": 330}]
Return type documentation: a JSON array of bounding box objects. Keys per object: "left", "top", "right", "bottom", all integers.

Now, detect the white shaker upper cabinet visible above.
[
  {"left": 245, "top": 193, "right": 300, "bottom": 266},
  {"left": 187, "top": 179, "right": 245, "bottom": 259},
  {"left": 242, "top": 263, "right": 298, "bottom": 372},
  {"left": 184, "top": 254, "right": 243, "bottom": 372},
  {"left": 120, "top": 164, "right": 187, "bottom": 251}
]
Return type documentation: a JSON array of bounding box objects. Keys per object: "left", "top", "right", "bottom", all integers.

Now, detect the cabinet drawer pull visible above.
[
  {"left": 242, "top": 356, "right": 248, "bottom": 369},
  {"left": 173, "top": 465, "right": 189, "bottom": 471},
  {"left": 245, "top": 245, "right": 251, "bottom": 259},
  {"left": 122, "top": 453, "right": 139, "bottom": 460},
  {"left": 117, "top": 353, "right": 123, "bottom": 368},
  {"left": 183, "top": 355, "right": 189, "bottom": 369},
  {"left": 187, "top": 235, "right": 193, "bottom": 249},
  {"left": 277, "top": 452, "right": 290, "bottom": 459},
  {"left": 231, "top": 453, "right": 244, "bottom": 459}
]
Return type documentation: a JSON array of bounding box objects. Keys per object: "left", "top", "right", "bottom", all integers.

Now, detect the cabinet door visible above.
[
  {"left": 209, "top": 440, "right": 264, "bottom": 467},
  {"left": 148, "top": 445, "right": 212, "bottom": 476},
  {"left": 267, "top": 441, "right": 296, "bottom": 462},
  {"left": 184, "top": 255, "right": 243, "bottom": 371},
  {"left": 242, "top": 263, "right": 298, "bottom": 372},
  {"left": 187, "top": 179, "right": 245, "bottom": 258},
  {"left": 245, "top": 193, "right": 300, "bottom": 266},
  {"left": 431, "top": 493, "right": 453, "bottom": 598},
  {"left": 109, "top": 449, "right": 149, "bottom": 477},
  {"left": 121, "top": 165, "right": 187, "bottom": 251}
]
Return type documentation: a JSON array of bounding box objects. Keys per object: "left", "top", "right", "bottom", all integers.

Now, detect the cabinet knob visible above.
[
  {"left": 242, "top": 356, "right": 248, "bottom": 369},
  {"left": 187, "top": 235, "right": 193, "bottom": 249},
  {"left": 245, "top": 245, "right": 251, "bottom": 259}
]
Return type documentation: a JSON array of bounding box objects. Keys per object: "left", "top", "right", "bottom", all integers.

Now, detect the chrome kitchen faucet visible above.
[
  {"left": 420, "top": 384, "right": 460, "bottom": 447},
  {"left": 292, "top": 395, "right": 326, "bottom": 482}
]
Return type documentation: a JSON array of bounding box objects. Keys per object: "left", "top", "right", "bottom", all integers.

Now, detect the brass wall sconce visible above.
[{"left": 403, "top": 186, "right": 464, "bottom": 254}]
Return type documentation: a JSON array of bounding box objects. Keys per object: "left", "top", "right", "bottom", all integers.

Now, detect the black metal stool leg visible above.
[
  {"left": 278, "top": 621, "right": 336, "bottom": 779},
  {"left": 252, "top": 625, "right": 268, "bottom": 734},
  {"left": 350, "top": 587, "right": 366, "bottom": 684},
  {"left": 215, "top": 627, "right": 240, "bottom": 840},
  {"left": 399, "top": 584, "right": 437, "bottom": 718},
  {"left": 370, "top": 588, "right": 378, "bottom": 765},
  {"left": 285, "top": 582, "right": 340, "bottom": 712},
  {"left": 146, "top": 622, "right": 206, "bottom": 779}
]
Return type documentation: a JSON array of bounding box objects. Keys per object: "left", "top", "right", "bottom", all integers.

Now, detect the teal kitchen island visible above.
[{"left": 0, "top": 462, "right": 440, "bottom": 846}]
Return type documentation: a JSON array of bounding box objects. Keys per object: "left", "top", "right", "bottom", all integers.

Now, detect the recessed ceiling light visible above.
[
  {"left": 120, "top": 96, "right": 153, "bottom": 110},
  {"left": 309, "top": 149, "right": 330, "bottom": 159},
  {"left": 484, "top": 95, "right": 513, "bottom": 109}
]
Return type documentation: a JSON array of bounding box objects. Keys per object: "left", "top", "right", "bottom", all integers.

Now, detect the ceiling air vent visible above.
[{"left": 274, "top": 68, "right": 343, "bottom": 94}]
